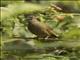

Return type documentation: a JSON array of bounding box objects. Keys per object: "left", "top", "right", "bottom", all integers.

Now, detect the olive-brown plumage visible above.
[{"left": 27, "top": 16, "right": 59, "bottom": 38}]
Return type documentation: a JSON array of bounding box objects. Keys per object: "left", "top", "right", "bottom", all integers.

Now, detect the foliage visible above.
[{"left": 1, "top": 1, "right": 80, "bottom": 60}]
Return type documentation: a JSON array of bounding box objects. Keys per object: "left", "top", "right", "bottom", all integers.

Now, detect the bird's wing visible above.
[
  {"left": 44, "top": 23, "right": 59, "bottom": 37},
  {"left": 31, "top": 20, "right": 50, "bottom": 35}
]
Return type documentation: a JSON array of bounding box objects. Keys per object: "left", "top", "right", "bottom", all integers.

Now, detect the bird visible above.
[{"left": 27, "top": 15, "right": 59, "bottom": 39}]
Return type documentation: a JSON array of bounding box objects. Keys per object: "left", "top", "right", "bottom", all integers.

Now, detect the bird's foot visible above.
[{"left": 44, "top": 36, "right": 49, "bottom": 40}]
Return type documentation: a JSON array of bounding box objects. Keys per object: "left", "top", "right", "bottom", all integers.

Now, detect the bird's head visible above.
[
  {"left": 27, "top": 15, "right": 37, "bottom": 21},
  {"left": 24, "top": 14, "right": 34, "bottom": 20},
  {"left": 24, "top": 14, "right": 40, "bottom": 23}
]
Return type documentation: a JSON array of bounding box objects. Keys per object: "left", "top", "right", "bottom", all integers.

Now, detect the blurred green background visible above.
[{"left": 0, "top": 0, "right": 80, "bottom": 60}]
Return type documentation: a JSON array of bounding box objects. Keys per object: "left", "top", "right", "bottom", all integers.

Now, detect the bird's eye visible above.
[{"left": 37, "top": 18, "right": 41, "bottom": 21}]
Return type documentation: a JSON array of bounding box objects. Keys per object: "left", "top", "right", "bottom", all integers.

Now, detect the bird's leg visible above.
[
  {"left": 45, "top": 36, "right": 58, "bottom": 41},
  {"left": 44, "top": 36, "right": 49, "bottom": 40}
]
